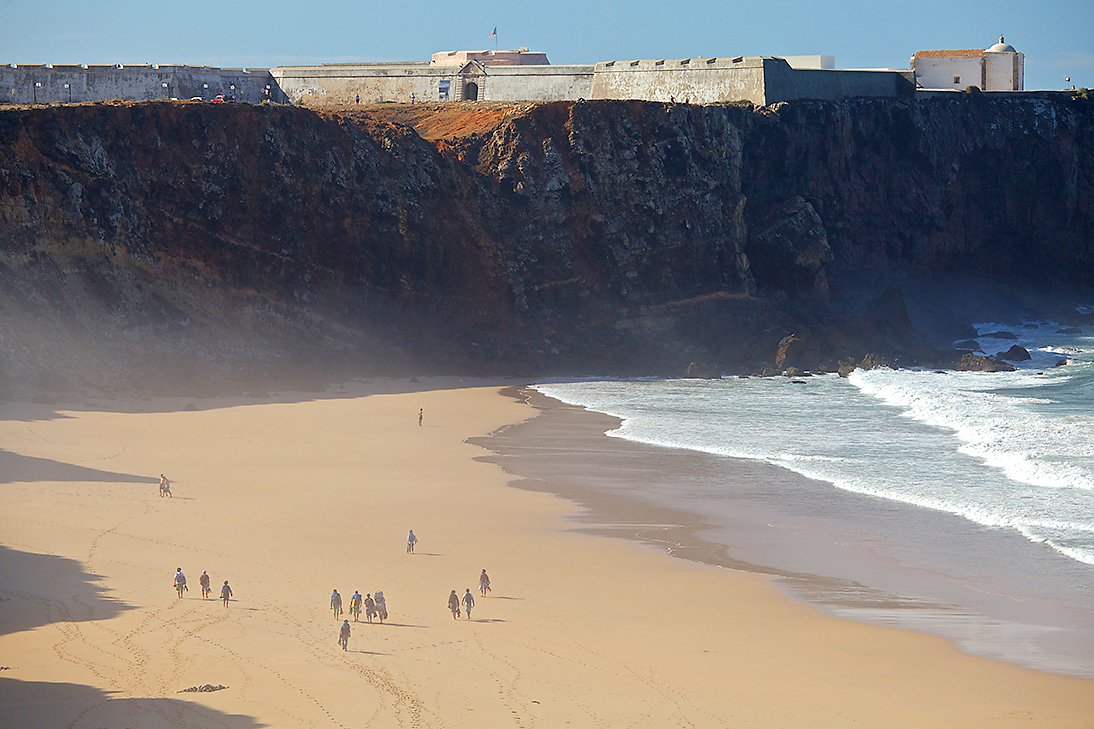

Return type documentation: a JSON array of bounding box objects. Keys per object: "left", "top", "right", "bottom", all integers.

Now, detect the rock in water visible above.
[
  {"left": 981, "top": 331, "right": 1017, "bottom": 340},
  {"left": 953, "top": 339, "right": 981, "bottom": 350},
  {"left": 774, "top": 333, "right": 818, "bottom": 372},
  {"left": 998, "top": 345, "right": 1031, "bottom": 361},
  {"left": 954, "top": 353, "right": 1016, "bottom": 372},
  {"left": 686, "top": 362, "right": 720, "bottom": 379}
]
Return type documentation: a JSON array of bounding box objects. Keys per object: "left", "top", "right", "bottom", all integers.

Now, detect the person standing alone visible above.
[
  {"left": 221, "top": 580, "right": 232, "bottom": 606},
  {"left": 339, "top": 620, "right": 351, "bottom": 650}
]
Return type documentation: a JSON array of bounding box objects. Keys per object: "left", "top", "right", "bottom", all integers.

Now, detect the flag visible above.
[{"left": 489, "top": 26, "right": 496, "bottom": 38}]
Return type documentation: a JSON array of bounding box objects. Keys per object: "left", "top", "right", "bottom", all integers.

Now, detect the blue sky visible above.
[{"left": 1, "top": 0, "right": 1090, "bottom": 91}]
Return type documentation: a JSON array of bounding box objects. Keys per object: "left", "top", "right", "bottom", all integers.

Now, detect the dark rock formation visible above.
[
  {"left": 981, "top": 331, "right": 1018, "bottom": 340},
  {"left": 686, "top": 362, "right": 720, "bottom": 378},
  {"left": 774, "top": 333, "right": 817, "bottom": 372},
  {"left": 1, "top": 93, "right": 1092, "bottom": 396},
  {"left": 747, "top": 195, "right": 832, "bottom": 300},
  {"left": 953, "top": 339, "right": 981, "bottom": 350},
  {"left": 998, "top": 345, "right": 1031, "bottom": 361},
  {"left": 954, "top": 353, "right": 1016, "bottom": 372},
  {"left": 1057, "top": 327, "right": 1083, "bottom": 334}
]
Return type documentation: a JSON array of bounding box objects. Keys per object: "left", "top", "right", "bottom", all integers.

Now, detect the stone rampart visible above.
[
  {"left": 470, "top": 65, "right": 594, "bottom": 102},
  {"left": 591, "top": 57, "right": 913, "bottom": 105},
  {"left": 592, "top": 56, "right": 767, "bottom": 104},
  {"left": 1, "top": 64, "right": 274, "bottom": 104}
]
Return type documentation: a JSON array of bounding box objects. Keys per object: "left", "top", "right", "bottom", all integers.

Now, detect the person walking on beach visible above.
[
  {"left": 418, "top": 408, "right": 423, "bottom": 426},
  {"left": 407, "top": 530, "right": 417, "bottom": 554},
  {"left": 349, "top": 591, "right": 363, "bottom": 621},
  {"left": 479, "top": 569, "right": 491, "bottom": 597},
  {"left": 160, "top": 474, "right": 172, "bottom": 498},
  {"left": 199, "top": 570, "right": 211, "bottom": 599},
  {"left": 374, "top": 590, "right": 387, "bottom": 623},
  {"left": 364, "top": 593, "right": 377, "bottom": 623},
  {"left": 221, "top": 580, "right": 232, "bottom": 606},
  {"left": 339, "top": 619, "right": 351, "bottom": 650},
  {"left": 448, "top": 590, "right": 461, "bottom": 619},
  {"left": 462, "top": 588, "right": 475, "bottom": 619},
  {"left": 331, "top": 589, "right": 343, "bottom": 618},
  {"left": 174, "top": 568, "right": 187, "bottom": 598}
]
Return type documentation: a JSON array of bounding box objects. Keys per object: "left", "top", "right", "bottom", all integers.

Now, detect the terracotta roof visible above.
[{"left": 914, "top": 49, "right": 984, "bottom": 58}]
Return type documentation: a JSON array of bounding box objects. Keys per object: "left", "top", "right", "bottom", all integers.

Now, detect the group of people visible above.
[
  {"left": 174, "top": 568, "right": 231, "bottom": 606},
  {"left": 335, "top": 589, "right": 388, "bottom": 623},
  {"left": 447, "top": 570, "right": 491, "bottom": 620},
  {"left": 334, "top": 589, "right": 388, "bottom": 651}
]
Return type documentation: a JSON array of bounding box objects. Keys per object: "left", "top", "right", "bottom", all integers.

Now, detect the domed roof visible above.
[{"left": 986, "top": 36, "right": 1017, "bottom": 53}]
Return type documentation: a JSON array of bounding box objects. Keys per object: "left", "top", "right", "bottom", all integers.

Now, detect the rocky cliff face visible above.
[{"left": 1, "top": 94, "right": 1092, "bottom": 397}]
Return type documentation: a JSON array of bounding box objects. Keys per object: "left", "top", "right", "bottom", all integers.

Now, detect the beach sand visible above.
[{"left": 1, "top": 378, "right": 1092, "bottom": 728}]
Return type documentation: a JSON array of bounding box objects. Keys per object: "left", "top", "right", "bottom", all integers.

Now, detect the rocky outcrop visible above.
[
  {"left": 998, "top": 345, "right": 1031, "bottom": 361},
  {"left": 953, "top": 353, "right": 1016, "bottom": 372},
  {"left": 1, "top": 94, "right": 1092, "bottom": 396},
  {"left": 747, "top": 195, "right": 832, "bottom": 299}
]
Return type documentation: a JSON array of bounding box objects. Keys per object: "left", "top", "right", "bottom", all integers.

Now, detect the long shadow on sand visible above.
[
  {"left": 0, "top": 448, "right": 157, "bottom": 486},
  {"left": 0, "top": 678, "right": 265, "bottom": 729},
  {"left": 0, "top": 549, "right": 266, "bottom": 728},
  {"left": 0, "top": 545, "right": 134, "bottom": 636}
]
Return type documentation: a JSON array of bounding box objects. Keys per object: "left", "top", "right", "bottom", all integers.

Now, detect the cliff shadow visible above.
[
  {"left": 0, "top": 545, "right": 133, "bottom": 637},
  {"left": 0, "top": 448, "right": 158, "bottom": 486},
  {"left": 0, "top": 678, "right": 265, "bottom": 729}
]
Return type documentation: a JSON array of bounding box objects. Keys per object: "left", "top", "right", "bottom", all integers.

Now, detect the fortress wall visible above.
[
  {"left": 480, "top": 66, "right": 594, "bottom": 101},
  {"left": 0, "top": 65, "right": 273, "bottom": 104},
  {"left": 762, "top": 61, "right": 915, "bottom": 103},
  {"left": 271, "top": 65, "right": 458, "bottom": 105},
  {"left": 590, "top": 57, "right": 768, "bottom": 104}
]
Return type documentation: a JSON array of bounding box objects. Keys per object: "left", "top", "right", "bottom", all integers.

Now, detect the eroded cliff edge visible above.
[{"left": 1, "top": 95, "right": 1092, "bottom": 397}]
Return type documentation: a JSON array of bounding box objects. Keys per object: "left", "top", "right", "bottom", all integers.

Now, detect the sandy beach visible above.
[{"left": 2, "top": 378, "right": 1093, "bottom": 728}]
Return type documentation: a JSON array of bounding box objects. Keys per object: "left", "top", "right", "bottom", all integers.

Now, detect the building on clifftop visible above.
[{"left": 910, "top": 37, "right": 1024, "bottom": 91}]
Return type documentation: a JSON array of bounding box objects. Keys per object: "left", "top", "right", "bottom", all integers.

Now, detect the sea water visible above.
[{"left": 532, "top": 317, "right": 1094, "bottom": 676}]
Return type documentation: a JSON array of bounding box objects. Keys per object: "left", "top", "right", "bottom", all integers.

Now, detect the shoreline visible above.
[
  {"left": 2, "top": 378, "right": 1093, "bottom": 727},
  {"left": 473, "top": 387, "right": 1094, "bottom": 679}
]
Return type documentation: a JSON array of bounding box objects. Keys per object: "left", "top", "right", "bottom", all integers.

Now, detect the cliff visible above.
[{"left": 1, "top": 94, "right": 1092, "bottom": 397}]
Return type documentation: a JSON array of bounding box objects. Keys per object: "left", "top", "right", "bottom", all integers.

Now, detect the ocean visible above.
[{"left": 531, "top": 317, "right": 1094, "bottom": 677}]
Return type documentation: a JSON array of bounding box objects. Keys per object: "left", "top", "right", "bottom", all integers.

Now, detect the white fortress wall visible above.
[
  {"left": 913, "top": 56, "right": 982, "bottom": 90},
  {"left": 1, "top": 64, "right": 273, "bottom": 104},
  {"left": 478, "top": 65, "right": 594, "bottom": 101},
  {"left": 984, "top": 52, "right": 1023, "bottom": 91},
  {"left": 271, "top": 64, "right": 452, "bottom": 105},
  {"left": 590, "top": 56, "right": 769, "bottom": 104}
]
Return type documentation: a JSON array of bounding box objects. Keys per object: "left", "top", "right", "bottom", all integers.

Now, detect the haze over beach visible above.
[{"left": 3, "top": 0, "right": 1094, "bottom": 726}]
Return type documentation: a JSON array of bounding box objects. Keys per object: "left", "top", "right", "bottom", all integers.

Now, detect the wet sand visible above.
[
  {"left": 477, "top": 389, "right": 1094, "bottom": 679},
  {"left": 1, "top": 379, "right": 1093, "bottom": 728}
]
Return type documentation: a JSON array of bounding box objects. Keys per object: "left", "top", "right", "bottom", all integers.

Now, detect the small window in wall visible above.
[
  {"left": 439, "top": 80, "right": 450, "bottom": 102},
  {"left": 953, "top": 75, "right": 961, "bottom": 85},
  {"left": 465, "top": 82, "right": 479, "bottom": 101}
]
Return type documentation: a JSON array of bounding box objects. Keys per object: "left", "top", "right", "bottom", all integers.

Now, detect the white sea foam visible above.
[{"left": 533, "top": 325, "right": 1094, "bottom": 571}]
